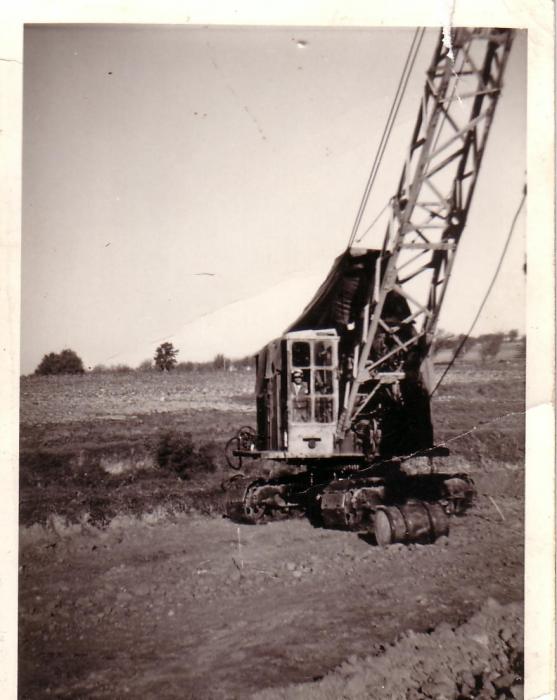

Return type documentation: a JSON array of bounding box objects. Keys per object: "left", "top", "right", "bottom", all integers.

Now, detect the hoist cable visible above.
[
  {"left": 430, "top": 185, "right": 527, "bottom": 396},
  {"left": 348, "top": 27, "right": 423, "bottom": 247},
  {"left": 347, "top": 27, "right": 425, "bottom": 248},
  {"left": 354, "top": 199, "right": 392, "bottom": 244}
]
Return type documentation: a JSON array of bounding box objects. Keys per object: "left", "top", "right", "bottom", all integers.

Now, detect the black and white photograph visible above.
[{"left": 3, "top": 4, "right": 554, "bottom": 699}]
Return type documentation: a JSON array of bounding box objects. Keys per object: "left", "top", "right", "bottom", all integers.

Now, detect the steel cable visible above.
[
  {"left": 347, "top": 27, "right": 425, "bottom": 248},
  {"left": 430, "top": 184, "right": 527, "bottom": 396}
]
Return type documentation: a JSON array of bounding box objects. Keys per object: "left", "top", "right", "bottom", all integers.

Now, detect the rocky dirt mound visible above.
[{"left": 252, "top": 599, "right": 523, "bottom": 700}]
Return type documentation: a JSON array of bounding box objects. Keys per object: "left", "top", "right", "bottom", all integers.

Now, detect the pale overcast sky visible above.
[{"left": 21, "top": 25, "right": 526, "bottom": 373}]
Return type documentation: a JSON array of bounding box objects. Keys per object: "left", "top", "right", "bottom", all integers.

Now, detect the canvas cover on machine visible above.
[{"left": 286, "top": 247, "right": 412, "bottom": 336}]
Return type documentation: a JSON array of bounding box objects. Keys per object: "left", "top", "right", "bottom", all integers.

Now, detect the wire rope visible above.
[
  {"left": 347, "top": 27, "right": 425, "bottom": 248},
  {"left": 348, "top": 27, "right": 423, "bottom": 247},
  {"left": 430, "top": 184, "right": 527, "bottom": 396},
  {"left": 354, "top": 199, "right": 392, "bottom": 244}
]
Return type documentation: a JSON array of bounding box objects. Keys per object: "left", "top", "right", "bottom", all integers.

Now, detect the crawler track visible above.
[{"left": 224, "top": 464, "right": 476, "bottom": 545}]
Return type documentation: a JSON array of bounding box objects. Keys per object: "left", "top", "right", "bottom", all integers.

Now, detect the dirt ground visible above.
[
  {"left": 19, "top": 489, "right": 523, "bottom": 699},
  {"left": 18, "top": 362, "right": 525, "bottom": 699}
]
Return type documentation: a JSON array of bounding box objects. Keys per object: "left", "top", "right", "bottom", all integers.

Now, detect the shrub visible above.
[
  {"left": 154, "top": 432, "right": 218, "bottom": 479},
  {"left": 479, "top": 333, "right": 504, "bottom": 362},
  {"left": 195, "top": 441, "right": 220, "bottom": 472},
  {"left": 508, "top": 329, "right": 519, "bottom": 341},
  {"left": 35, "top": 349, "right": 85, "bottom": 375}
]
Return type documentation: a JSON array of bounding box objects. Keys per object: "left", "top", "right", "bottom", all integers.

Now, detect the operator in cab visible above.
[{"left": 291, "top": 369, "right": 310, "bottom": 422}]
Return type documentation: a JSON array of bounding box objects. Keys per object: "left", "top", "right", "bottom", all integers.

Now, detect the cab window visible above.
[
  {"left": 315, "top": 340, "right": 333, "bottom": 366},
  {"left": 292, "top": 396, "right": 311, "bottom": 422},
  {"left": 289, "top": 338, "right": 336, "bottom": 424},
  {"left": 292, "top": 342, "right": 311, "bottom": 367},
  {"left": 315, "top": 369, "right": 333, "bottom": 395},
  {"left": 315, "top": 397, "right": 334, "bottom": 423}
]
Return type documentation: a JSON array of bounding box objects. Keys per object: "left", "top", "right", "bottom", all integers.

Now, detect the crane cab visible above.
[{"left": 255, "top": 330, "right": 339, "bottom": 458}]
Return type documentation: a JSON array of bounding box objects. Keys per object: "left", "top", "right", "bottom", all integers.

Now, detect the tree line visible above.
[
  {"left": 434, "top": 329, "right": 525, "bottom": 361},
  {"left": 33, "top": 342, "right": 253, "bottom": 376},
  {"left": 33, "top": 332, "right": 525, "bottom": 376}
]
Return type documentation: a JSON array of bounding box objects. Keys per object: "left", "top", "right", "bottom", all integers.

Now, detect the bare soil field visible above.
[{"left": 19, "top": 361, "right": 525, "bottom": 699}]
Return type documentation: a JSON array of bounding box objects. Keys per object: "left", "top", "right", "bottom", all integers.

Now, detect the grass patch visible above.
[
  {"left": 19, "top": 359, "right": 524, "bottom": 527},
  {"left": 19, "top": 434, "right": 227, "bottom": 527},
  {"left": 155, "top": 431, "right": 219, "bottom": 479}
]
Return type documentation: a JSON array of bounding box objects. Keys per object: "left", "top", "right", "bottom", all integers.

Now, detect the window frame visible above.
[{"left": 287, "top": 337, "right": 338, "bottom": 425}]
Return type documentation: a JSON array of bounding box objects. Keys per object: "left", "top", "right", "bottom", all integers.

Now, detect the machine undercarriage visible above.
[{"left": 224, "top": 448, "right": 476, "bottom": 546}]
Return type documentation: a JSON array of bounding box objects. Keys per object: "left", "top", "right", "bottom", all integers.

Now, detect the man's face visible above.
[{"left": 292, "top": 373, "right": 303, "bottom": 384}]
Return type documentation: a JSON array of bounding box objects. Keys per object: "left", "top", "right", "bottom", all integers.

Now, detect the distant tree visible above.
[
  {"left": 434, "top": 329, "right": 456, "bottom": 351},
  {"left": 479, "top": 333, "right": 504, "bottom": 362},
  {"left": 35, "top": 349, "right": 85, "bottom": 375},
  {"left": 154, "top": 342, "right": 179, "bottom": 372},
  {"left": 112, "top": 364, "right": 133, "bottom": 373},
  {"left": 451, "top": 334, "right": 477, "bottom": 355},
  {"left": 137, "top": 359, "right": 154, "bottom": 372},
  {"left": 175, "top": 361, "right": 195, "bottom": 372},
  {"left": 232, "top": 354, "right": 253, "bottom": 370},
  {"left": 213, "top": 353, "right": 226, "bottom": 370},
  {"left": 508, "top": 329, "right": 519, "bottom": 342}
]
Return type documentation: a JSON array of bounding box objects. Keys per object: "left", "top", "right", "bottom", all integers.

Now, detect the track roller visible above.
[
  {"left": 225, "top": 477, "right": 266, "bottom": 524},
  {"left": 320, "top": 489, "right": 355, "bottom": 529},
  {"left": 320, "top": 485, "right": 385, "bottom": 530},
  {"left": 373, "top": 501, "right": 449, "bottom": 546},
  {"left": 225, "top": 476, "right": 295, "bottom": 524}
]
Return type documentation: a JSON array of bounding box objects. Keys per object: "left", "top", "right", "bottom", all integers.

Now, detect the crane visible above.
[
  {"left": 224, "top": 27, "right": 515, "bottom": 546},
  {"left": 339, "top": 27, "right": 514, "bottom": 439}
]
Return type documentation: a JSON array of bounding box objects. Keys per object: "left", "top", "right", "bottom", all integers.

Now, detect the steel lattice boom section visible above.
[{"left": 338, "top": 28, "right": 514, "bottom": 438}]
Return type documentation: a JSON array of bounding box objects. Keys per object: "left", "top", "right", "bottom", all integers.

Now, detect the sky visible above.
[{"left": 21, "top": 25, "right": 526, "bottom": 373}]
